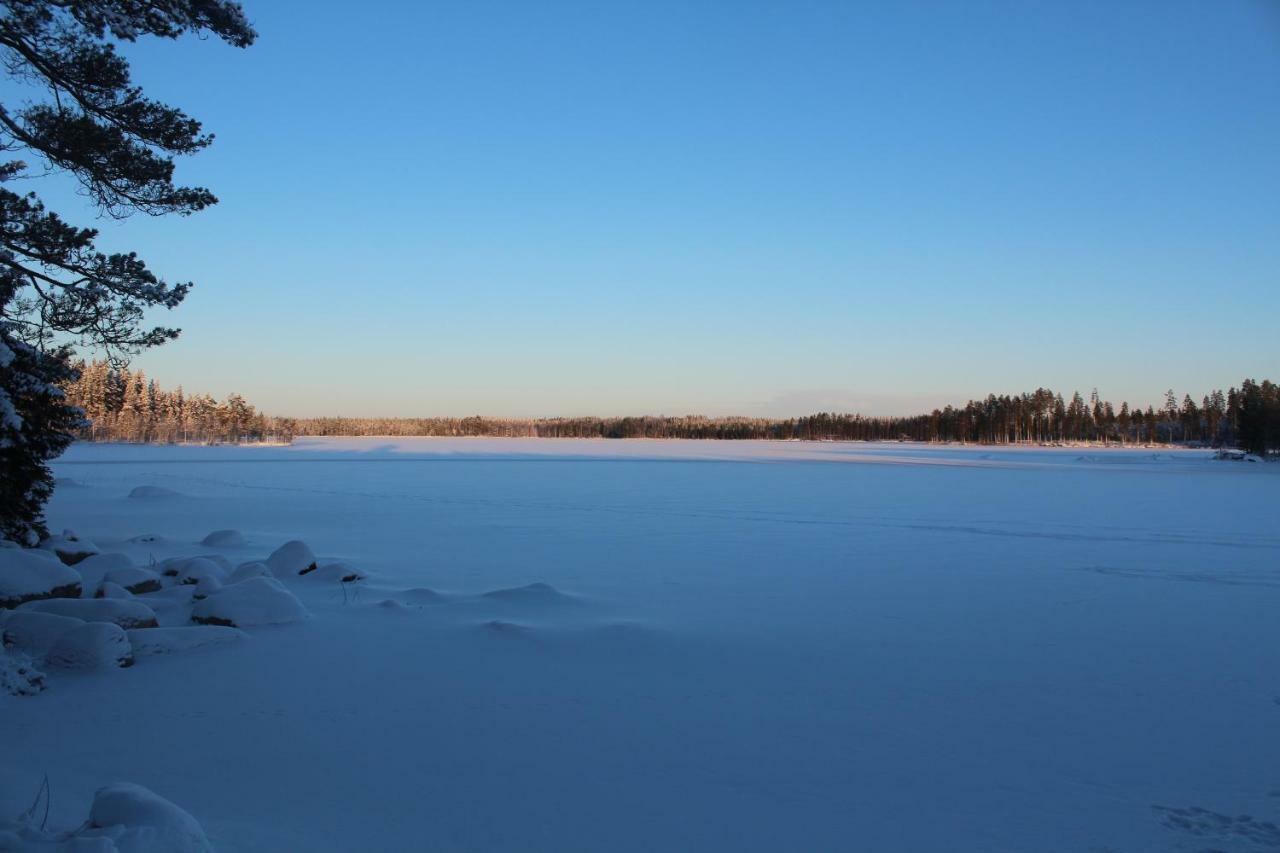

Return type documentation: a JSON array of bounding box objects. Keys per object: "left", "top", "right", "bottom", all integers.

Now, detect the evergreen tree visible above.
[{"left": 0, "top": 0, "right": 255, "bottom": 541}]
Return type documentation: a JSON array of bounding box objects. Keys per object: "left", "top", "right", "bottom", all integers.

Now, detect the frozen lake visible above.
[{"left": 7, "top": 438, "right": 1280, "bottom": 851}]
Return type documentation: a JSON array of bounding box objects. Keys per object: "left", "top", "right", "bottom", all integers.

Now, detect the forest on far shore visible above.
[{"left": 61, "top": 362, "right": 1280, "bottom": 457}]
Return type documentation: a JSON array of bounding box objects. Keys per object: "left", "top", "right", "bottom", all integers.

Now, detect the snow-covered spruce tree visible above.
[{"left": 0, "top": 1, "right": 255, "bottom": 543}]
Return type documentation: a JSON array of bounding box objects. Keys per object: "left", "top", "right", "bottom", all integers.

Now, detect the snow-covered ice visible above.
[{"left": 2, "top": 437, "right": 1278, "bottom": 852}]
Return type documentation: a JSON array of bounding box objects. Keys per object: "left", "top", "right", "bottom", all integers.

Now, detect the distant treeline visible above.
[
  {"left": 293, "top": 381, "right": 1280, "bottom": 456},
  {"left": 62, "top": 364, "right": 1280, "bottom": 457},
  {"left": 63, "top": 361, "right": 296, "bottom": 444}
]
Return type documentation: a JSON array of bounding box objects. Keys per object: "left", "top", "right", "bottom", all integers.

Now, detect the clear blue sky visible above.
[{"left": 47, "top": 1, "right": 1280, "bottom": 417}]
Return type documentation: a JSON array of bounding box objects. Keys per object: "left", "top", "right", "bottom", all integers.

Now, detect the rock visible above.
[
  {"left": 227, "top": 561, "right": 271, "bottom": 584},
  {"left": 38, "top": 529, "right": 100, "bottom": 565},
  {"left": 74, "top": 553, "right": 137, "bottom": 595},
  {"left": 2, "top": 610, "right": 85, "bottom": 658},
  {"left": 175, "top": 558, "right": 225, "bottom": 583},
  {"left": 310, "top": 561, "right": 366, "bottom": 583},
  {"left": 191, "top": 577, "right": 308, "bottom": 628},
  {"left": 266, "top": 540, "right": 318, "bottom": 577},
  {"left": 83, "top": 782, "right": 213, "bottom": 852},
  {"left": 160, "top": 556, "right": 226, "bottom": 583},
  {"left": 0, "top": 548, "right": 83, "bottom": 608},
  {"left": 97, "top": 582, "right": 135, "bottom": 600},
  {"left": 103, "top": 566, "right": 163, "bottom": 595},
  {"left": 127, "top": 625, "right": 248, "bottom": 657},
  {"left": 128, "top": 533, "right": 165, "bottom": 543},
  {"left": 19, "top": 598, "right": 159, "bottom": 629},
  {"left": 200, "top": 529, "right": 246, "bottom": 548},
  {"left": 47, "top": 622, "right": 134, "bottom": 669}
]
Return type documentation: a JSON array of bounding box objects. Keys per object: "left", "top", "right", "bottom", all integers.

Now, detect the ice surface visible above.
[{"left": 1, "top": 437, "right": 1277, "bottom": 852}]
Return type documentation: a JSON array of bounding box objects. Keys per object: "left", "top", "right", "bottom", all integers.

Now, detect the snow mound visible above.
[
  {"left": 103, "top": 566, "right": 163, "bottom": 595},
  {"left": 2, "top": 610, "right": 85, "bottom": 659},
  {"left": 127, "top": 485, "right": 184, "bottom": 499},
  {"left": 200, "top": 529, "right": 246, "bottom": 548},
  {"left": 128, "top": 533, "right": 164, "bottom": 544},
  {"left": 84, "top": 782, "right": 213, "bottom": 852},
  {"left": 37, "top": 529, "right": 99, "bottom": 565},
  {"left": 19, "top": 598, "right": 159, "bottom": 629},
  {"left": 172, "top": 560, "right": 225, "bottom": 598},
  {"left": 398, "top": 587, "right": 445, "bottom": 604},
  {"left": 0, "top": 548, "right": 82, "bottom": 608},
  {"left": 266, "top": 540, "right": 318, "bottom": 577},
  {"left": 161, "top": 556, "right": 226, "bottom": 583},
  {"left": 481, "top": 582, "right": 575, "bottom": 604},
  {"left": 134, "top": 585, "right": 196, "bottom": 614},
  {"left": 97, "top": 582, "right": 134, "bottom": 600},
  {"left": 74, "top": 552, "right": 137, "bottom": 594},
  {"left": 309, "top": 561, "right": 367, "bottom": 583},
  {"left": 377, "top": 599, "right": 407, "bottom": 610},
  {"left": 191, "top": 577, "right": 309, "bottom": 628},
  {"left": 228, "top": 561, "right": 271, "bottom": 584},
  {"left": 47, "top": 621, "right": 134, "bottom": 669},
  {"left": 126, "top": 625, "right": 248, "bottom": 657}
]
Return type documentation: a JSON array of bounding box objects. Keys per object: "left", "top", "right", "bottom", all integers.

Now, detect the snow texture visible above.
[{"left": 1, "top": 437, "right": 1277, "bottom": 852}]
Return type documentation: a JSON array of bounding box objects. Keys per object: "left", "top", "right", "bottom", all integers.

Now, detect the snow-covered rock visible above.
[
  {"left": 0, "top": 548, "right": 82, "bottom": 608},
  {"left": 38, "top": 529, "right": 100, "bottom": 565},
  {"left": 310, "top": 561, "right": 367, "bottom": 583},
  {"left": 47, "top": 622, "right": 134, "bottom": 669},
  {"left": 103, "top": 566, "right": 163, "bottom": 596},
  {"left": 127, "top": 485, "right": 184, "bottom": 499},
  {"left": 2, "top": 610, "right": 85, "bottom": 659},
  {"left": 127, "top": 625, "right": 248, "bottom": 657},
  {"left": 74, "top": 552, "right": 137, "bottom": 595},
  {"left": 228, "top": 561, "right": 271, "bottom": 584},
  {"left": 82, "top": 782, "right": 213, "bottom": 852},
  {"left": 160, "top": 556, "right": 227, "bottom": 583},
  {"left": 128, "top": 533, "right": 165, "bottom": 544},
  {"left": 266, "top": 540, "right": 318, "bottom": 577},
  {"left": 191, "top": 577, "right": 308, "bottom": 628},
  {"left": 19, "top": 598, "right": 159, "bottom": 629},
  {"left": 97, "top": 582, "right": 135, "bottom": 600},
  {"left": 200, "top": 529, "right": 246, "bottom": 548}
]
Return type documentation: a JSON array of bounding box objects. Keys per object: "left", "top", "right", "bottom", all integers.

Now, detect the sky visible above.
[{"left": 24, "top": 0, "right": 1280, "bottom": 417}]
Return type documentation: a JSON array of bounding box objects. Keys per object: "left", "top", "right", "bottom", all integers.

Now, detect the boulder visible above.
[
  {"left": 47, "top": 621, "right": 133, "bottom": 669},
  {"left": 0, "top": 548, "right": 82, "bottom": 608},
  {"left": 97, "top": 582, "right": 135, "bottom": 600},
  {"left": 266, "top": 540, "right": 318, "bottom": 577},
  {"left": 228, "top": 561, "right": 271, "bottom": 584},
  {"left": 310, "top": 561, "right": 366, "bottom": 583},
  {"left": 19, "top": 598, "right": 159, "bottom": 629},
  {"left": 38, "top": 529, "right": 100, "bottom": 565},
  {"left": 200, "top": 529, "right": 246, "bottom": 548},
  {"left": 191, "top": 577, "right": 308, "bottom": 628},
  {"left": 83, "top": 782, "right": 213, "bottom": 852},
  {"left": 74, "top": 552, "right": 137, "bottom": 595},
  {"left": 103, "top": 565, "right": 163, "bottom": 595},
  {"left": 2, "top": 610, "right": 85, "bottom": 658}
]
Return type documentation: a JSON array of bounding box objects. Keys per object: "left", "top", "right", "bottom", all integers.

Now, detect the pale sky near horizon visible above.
[{"left": 25, "top": 1, "right": 1280, "bottom": 417}]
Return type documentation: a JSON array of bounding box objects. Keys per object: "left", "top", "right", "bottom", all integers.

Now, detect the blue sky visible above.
[{"left": 37, "top": 1, "right": 1280, "bottom": 417}]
